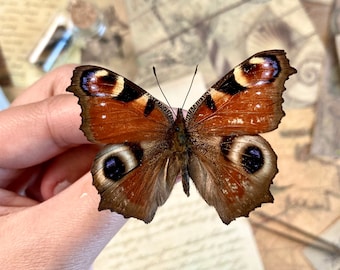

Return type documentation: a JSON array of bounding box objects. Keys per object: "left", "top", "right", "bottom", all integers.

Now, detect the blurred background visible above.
[{"left": 0, "top": 0, "right": 339, "bottom": 269}]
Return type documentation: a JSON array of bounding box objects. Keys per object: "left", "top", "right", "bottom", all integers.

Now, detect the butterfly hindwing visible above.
[
  {"left": 91, "top": 142, "right": 180, "bottom": 223},
  {"left": 188, "top": 134, "right": 277, "bottom": 224}
]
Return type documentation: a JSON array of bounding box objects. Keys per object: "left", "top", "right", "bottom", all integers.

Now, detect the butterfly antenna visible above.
[
  {"left": 153, "top": 67, "right": 176, "bottom": 115},
  {"left": 181, "top": 65, "right": 198, "bottom": 109}
]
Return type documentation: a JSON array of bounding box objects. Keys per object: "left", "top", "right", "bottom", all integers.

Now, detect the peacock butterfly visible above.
[{"left": 67, "top": 50, "right": 296, "bottom": 224}]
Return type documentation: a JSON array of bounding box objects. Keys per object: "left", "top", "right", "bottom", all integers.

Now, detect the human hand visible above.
[{"left": 0, "top": 65, "right": 127, "bottom": 269}]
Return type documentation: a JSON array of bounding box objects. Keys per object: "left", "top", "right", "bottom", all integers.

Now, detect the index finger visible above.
[
  {"left": 0, "top": 65, "right": 88, "bottom": 169},
  {"left": 11, "top": 64, "right": 77, "bottom": 106}
]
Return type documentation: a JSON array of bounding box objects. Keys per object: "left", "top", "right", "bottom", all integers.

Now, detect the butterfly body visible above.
[{"left": 67, "top": 50, "right": 296, "bottom": 224}]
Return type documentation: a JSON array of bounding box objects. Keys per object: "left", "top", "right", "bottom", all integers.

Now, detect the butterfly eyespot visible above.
[
  {"left": 103, "top": 156, "right": 126, "bottom": 181},
  {"left": 263, "top": 56, "right": 280, "bottom": 77},
  {"left": 242, "top": 63, "right": 255, "bottom": 74},
  {"left": 241, "top": 146, "right": 264, "bottom": 174},
  {"left": 91, "top": 143, "right": 143, "bottom": 183},
  {"left": 221, "top": 135, "right": 277, "bottom": 179}
]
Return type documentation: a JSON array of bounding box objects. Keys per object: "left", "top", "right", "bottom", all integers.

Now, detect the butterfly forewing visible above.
[
  {"left": 67, "top": 66, "right": 174, "bottom": 144},
  {"left": 186, "top": 50, "right": 297, "bottom": 136}
]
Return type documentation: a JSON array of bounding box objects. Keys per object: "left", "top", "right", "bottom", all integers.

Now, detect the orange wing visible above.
[
  {"left": 67, "top": 65, "right": 173, "bottom": 143},
  {"left": 189, "top": 134, "right": 277, "bottom": 224},
  {"left": 186, "top": 50, "right": 296, "bottom": 136},
  {"left": 92, "top": 142, "right": 180, "bottom": 223}
]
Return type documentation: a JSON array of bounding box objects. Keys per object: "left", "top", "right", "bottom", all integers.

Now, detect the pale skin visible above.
[{"left": 0, "top": 65, "right": 127, "bottom": 269}]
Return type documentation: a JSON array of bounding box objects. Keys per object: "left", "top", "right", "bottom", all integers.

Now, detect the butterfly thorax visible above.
[{"left": 167, "top": 108, "right": 191, "bottom": 196}]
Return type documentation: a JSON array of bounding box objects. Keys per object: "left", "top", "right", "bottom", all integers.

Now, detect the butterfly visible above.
[{"left": 67, "top": 50, "right": 296, "bottom": 224}]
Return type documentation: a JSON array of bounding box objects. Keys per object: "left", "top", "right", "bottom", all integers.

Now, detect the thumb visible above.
[{"left": 1, "top": 173, "right": 127, "bottom": 269}]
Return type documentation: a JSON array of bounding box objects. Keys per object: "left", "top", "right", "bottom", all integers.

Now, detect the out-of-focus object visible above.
[
  {"left": 28, "top": 13, "right": 73, "bottom": 72},
  {"left": 332, "top": 0, "right": 340, "bottom": 64},
  {"left": 28, "top": 0, "right": 107, "bottom": 72},
  {"left": 0, "top": 86, "right": 10, "bottom": 110},
  {"left": 0, "top": 46, "right": 11, "bottom": 110},
  {"left": 79, "top": 1, "right": 137, "bottom": 79},
  {"left": 310, "top": 0, "right": 340, "bottom": 162},
  {"left": 304, "top": 220, "right": 340, "bottom": 270},
  {"left": 0, "top": 46, "right": 12, "bottom": 86},
  {"left": 68, "top": 0, "right": 106, "bottom": 42}
]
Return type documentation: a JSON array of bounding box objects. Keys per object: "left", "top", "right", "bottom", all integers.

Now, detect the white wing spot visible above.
[{"left": 229, "top": 118, "right": 244, "bottom": 125}]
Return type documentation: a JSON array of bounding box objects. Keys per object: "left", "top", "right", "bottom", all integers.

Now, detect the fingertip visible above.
[
  {"left": 45, "top": 93, "right": 88, "bottom": 146},
  {"left": 11, "top": 64, "right": 78, "bottom": 106},
  {"left": 0, "top": 94, "right": 89, "bottom": 168}
]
